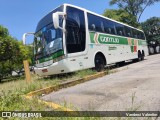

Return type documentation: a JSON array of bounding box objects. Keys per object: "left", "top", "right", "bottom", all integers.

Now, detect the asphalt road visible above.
[{"left": 41, "top": 54, "right": 160, "bottom": 111}]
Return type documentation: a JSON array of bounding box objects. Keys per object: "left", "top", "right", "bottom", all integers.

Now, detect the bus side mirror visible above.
[
  {"left": 22, "top": 32, "right": 34, "bottom": 45},
  {"left": 52, "top": 12, "right": 66, "bottom": 32}
]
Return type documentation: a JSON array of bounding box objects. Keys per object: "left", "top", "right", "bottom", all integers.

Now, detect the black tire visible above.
[
  {"left": 95, "top": 55, "right": 105, "bottom": 72},
  {"left": 133, "top": 51, "right": 142, "bottom": 62},
  {"left": 138, "top": 51, "right": 142, "bottom": 61},
  {"left": 141, "top": 51, "right": 145, "bottom": 60}
]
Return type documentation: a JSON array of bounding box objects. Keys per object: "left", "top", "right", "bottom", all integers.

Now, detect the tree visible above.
[
  {"left": 0, "top": 36, "right": 20, "bottom": 80},
  {"left": 13, "top": 41, "right": 33, "bottom": 75},
  {"left": 109, "top": 0, "right": 160, "bottom": 22},
  {"left": 0, "top": 36, "right": 19, "bottom": 62},
  {"left": 103, "top": 9, "right": 139, "bottom": 27},
  {"left": 0, "top": 25, "right": 33, "bottom": 81},
  {"left": 0, "top": 25, "right": 9, "bottom": 37},
  {"left": 141, "top": 17, "right": 160, "bottom": 43}
]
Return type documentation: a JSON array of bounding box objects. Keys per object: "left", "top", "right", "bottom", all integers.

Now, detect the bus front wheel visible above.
[{"left": 94, "top": 54, "right": 105, "bottom": 72}]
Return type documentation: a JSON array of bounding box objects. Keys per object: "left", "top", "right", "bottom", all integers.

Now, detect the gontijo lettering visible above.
[{"left": 100, "top": 36, "right": 119, "bottom": 43}]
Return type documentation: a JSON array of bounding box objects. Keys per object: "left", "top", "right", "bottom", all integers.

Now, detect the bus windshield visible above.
[{"left": 34, "top": 24, "right": 63, "bottom": 59}]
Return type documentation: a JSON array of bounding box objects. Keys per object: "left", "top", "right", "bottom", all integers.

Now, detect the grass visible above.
[
  {"left": 0, "top": 68, "right": 110, "bottom": 120},
  {"left": 0, "top": 69, "right": 98, "bottom": 111},
  {"left": 0, "top": 78, "right": 53, "bottom": 111},
  {"left": 0, "top": 69, "right": 97, "bottom": 93},
  {"left": 0, "top": 66, "right": 133, "bottom": 119},
  {"left": 0, "top": 68, "right": 112, "bottom": 119}
]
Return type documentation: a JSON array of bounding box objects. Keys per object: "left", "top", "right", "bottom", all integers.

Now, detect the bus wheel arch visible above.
[{"left": 94, "top": 52, "right": 106, "bottom": 72}]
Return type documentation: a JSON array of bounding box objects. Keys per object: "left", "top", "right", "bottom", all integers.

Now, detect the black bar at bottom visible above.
[{"left": 0, "top": 111, "right": 159, "bottom": 117}]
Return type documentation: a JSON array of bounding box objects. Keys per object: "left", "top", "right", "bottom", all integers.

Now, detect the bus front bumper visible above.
[{"left": 34, "top": 59, "right": 70, "bottom": 76}]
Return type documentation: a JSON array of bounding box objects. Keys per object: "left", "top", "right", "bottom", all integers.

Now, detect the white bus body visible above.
[{"left": 26, "top": 4, "right": 148, "bottom": 76}]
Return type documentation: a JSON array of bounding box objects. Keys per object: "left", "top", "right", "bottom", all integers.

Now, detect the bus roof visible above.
[
  {"left": 63, "top": 3, "right": 144, "bottom": 32},
  {"left": 36, "top": 3, "right": 144, "bottom": 33}
]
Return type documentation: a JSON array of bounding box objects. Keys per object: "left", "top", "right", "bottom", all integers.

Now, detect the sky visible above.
[{"left": 0, "top": 0, "right": 160, "bottom": 44}]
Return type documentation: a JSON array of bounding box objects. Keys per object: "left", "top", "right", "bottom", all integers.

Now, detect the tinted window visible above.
[
  {"left": 87, "top": 13, "right": 145, "bottom": 40},
  {"left": 141, "top": 32, "right": 145, "bottom": 40},
  {"left": 88, "top": 13, "right": 104, "bottom": 32},
  {"left": 137, "top": 31, "right": 142, "bottom": 39},
  {"left": 124, "top": 26, "right": 132, "bottom": 37},
  {"left": 66, "top": 6, "right": 86, "bottom": 53},
  {"left": 137, "top": 31, "right": 145, "bottom": 40},
  {"left": 115, "top": 23, "right": 125, "bottom": 36},
  {"left": 36, "top": 5, "right": 64, "bottom": 33},
  {"left": 104, "top": 19, "right": 116, "bottom": 35},
  {"left": 132, "top": 29, "right": 138, "bottom": 38}
]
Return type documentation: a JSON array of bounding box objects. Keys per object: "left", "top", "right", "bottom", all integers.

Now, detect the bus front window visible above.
[{"left": 34, "top": 23, "right": 63, "bottom": 60}]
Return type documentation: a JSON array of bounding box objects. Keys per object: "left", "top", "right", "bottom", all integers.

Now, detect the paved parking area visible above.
[{"left": 41, "top": 54, "right": 160, "bottom": 111}]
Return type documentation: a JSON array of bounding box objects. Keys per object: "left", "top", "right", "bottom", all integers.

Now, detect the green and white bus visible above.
[{"left": 23, "top": 4, "right": 148, "bottom": 76}]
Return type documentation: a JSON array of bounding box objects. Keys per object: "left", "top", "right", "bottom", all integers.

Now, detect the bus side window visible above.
[
  {"left": 137, "top": 31, "right": 141, "bottom": 39},
  {"left": 66, "top": 6, "right": 86, "bottom": 53},
  {"left": 115, "top": 23, "right": 125, "bottom": 36},
  {"left": 91, "top": 24, "right": 96, "bottom": 31},
  {"left": 101, "top": 21, "right": 105, "bottom": 32},
  {"left": 141, "top": 32, "right": 145, "bottom": 40},
  {"left": 108, "top": 28, "right": 112, "bottom": 34},
  {"left": 132, "top": 29, "right": 138, "bottom": 38},
  {"left": 119, "top": 31, "right": 123, "bottom": 36},
  {"left": 137, "top": 31, "right": 145, "bottom": 40},
  {"left": 88, "top": 13, "right": 103, "bottom": 32},
  {"left": 124, "top": 26, "right": 132, "bottom": 37},
  {"left": 126, "top": 31, "right": 131, "bottom": 37},
  {"left": 104, "top": 19, "right": 116, "bottom": 35}
]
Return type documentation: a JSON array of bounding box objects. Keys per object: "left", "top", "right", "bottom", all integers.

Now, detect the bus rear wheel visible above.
[
  {"left": 138, "top": 51, "right": 142, "bottom": 61},
  {"left": 95, "top": 55, "right": 105, "bottom": 72},
  {"left": 141, "top": 51, "right": 145, "bottom": 60},
  {"left": 133, "top": 51, "right": 142, "bottom": 62}
]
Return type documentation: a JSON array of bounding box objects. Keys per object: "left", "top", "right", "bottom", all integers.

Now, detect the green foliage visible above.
[
  {"left": 0, "top": 69, "right": 98, "bottom": 112},
  {"left": 0, "top": 25, "right": 9, "bottom": 37},
  {"left": 0, "top": 36, "right": 19, "bottom": 79},
  {"left": 0, "top": 37, "right": 19, "bottom": 62},
  {"left": 0, "top": 25, "right": 33, "bottom": 81},
  {"left": 141, "top": 17, "right": 160, "bottom": 43},
  {"left": 13, "top": 41, "right": 33, "bottom": 73},
  {"left": 0, "top": 90, "right": 48, "bottom": 111},
  {"left": 103, "top": 9, "right": 139, "bottom": 27},
  {"left": 109, "top": 0, "right": 160, "bottom": 22}
]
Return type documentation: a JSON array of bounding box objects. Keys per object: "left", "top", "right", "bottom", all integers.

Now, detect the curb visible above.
[
  {"left": 24, "top": 66, "right": 128, "bottom": 111},
  {"left": 23, "top": 95, "right": 73, "bottom": 111},
  {"left": 26, "top": 66, "right": 128, "bottom": 97},
  {"left": 24, "top": 71, "right": 108, "bottom": 111},
  {"left": 26, "top": 71, "right": 108, "bottom": 97}
]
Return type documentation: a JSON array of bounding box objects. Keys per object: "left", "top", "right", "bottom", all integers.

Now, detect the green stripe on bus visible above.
[
  {"left": 98, "top": 33, "right": 128, "bottom": 45},
  {"left": 138, "top": 40, "right": 147, "bottom": 45},
  {"left": 39, "top": 50, "right": 64, "bottom": 63},
  {"left": 89, "top": 32, "right": 96, "bottom": 43},
  {"left": 89, "top": 32, "right": 147, "bottom": 46}
]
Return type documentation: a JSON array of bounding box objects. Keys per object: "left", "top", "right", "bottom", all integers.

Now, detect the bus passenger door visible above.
[
  {"left": 65, "top": 6, "right": 86, "bottom": 54},
  {"left": 65, "top": 6, "right": 87, "bottom": 70}
]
